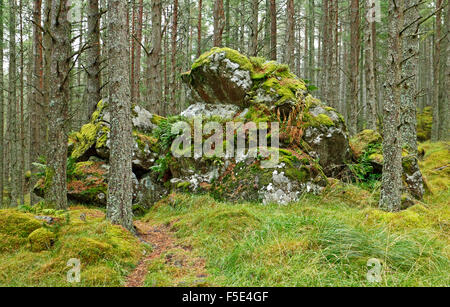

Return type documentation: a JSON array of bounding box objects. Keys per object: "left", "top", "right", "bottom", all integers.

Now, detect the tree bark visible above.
[
  {"left": 147, "top": 0, "right": 162, "bottom": 114},
  {"left": 213, "top": 0, "right": 225, "bottom": 47},
  {"left": 8, "top": 0, "right": 18, "bottom": 206},
  {"left": 365, "top": 0, "right": 377, "bottom": 130},
  {"left": 84, "top": 0, "right": 102, "bottom": 118},
  {"left": 380, "top": 0, "right": 404, "bottom": 212},
  {"left": 197, "top": 0, "right": 202, "bottom": 57},
  {"left": 401, "top": 0, "right": 422, "bottom": 154},
  {"left": 438, "top": 0, "right": 449, "bottom": 140},
  {"left": 45, "top": 0, "right": 70, "bottom": 209},
  {"left": 286, "top": 0, "right": 295, "bottom": 67},
  {"left": 0, "top": 0, "right": 3, "bottom": 208},
  {"left": 106, "top": 0, "right": 134, "bottom": 232},
  {"left": 269, "top": 0, "right": 277, "bottom": 60},
  {"left": 431, "top": 0, "right": 442, "bottom": 141},
  {"left": 347, "top": 0, "right": 360, "bottom": 136},
  {"left": 249, "top": 0, "right": 259, "bottom": 56},
  {"left": 133, "top": 0, "right": 143, "bottom": 103}
]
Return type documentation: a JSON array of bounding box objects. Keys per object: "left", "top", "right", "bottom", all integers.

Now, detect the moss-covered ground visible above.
[{"left": 0, "top": 142, "right": 448, "bottom": 287}]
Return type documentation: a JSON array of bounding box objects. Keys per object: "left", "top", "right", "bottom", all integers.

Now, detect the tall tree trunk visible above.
[
  {"left": 347, "top": 0, "right": 360, "bottom": 136},
  {"left": 438, "top": 0, "right": 449, "bottom": 140},
  {"left": 8, "top": 0, "right": 18, "bottom": 206},
  {"left": 147, "top": 0, "right": 162, "bottom": 114},
  {"left": 31, "top": 0, "right": 43, "bottom": 176},
  {"left": 401, "top": 0, "right": 422, "bottom": 154},
  {"left": 197, "top": 0, "right": 202, "bottom": 57},
  {"left": 286, "top": 0, "right": 295, "bottom": 67},
  {"left": 269, "top": 0, "right": 277, "bottom": 60},
  {"left": 84, "top": 0, "right": 102, "bottom": 118},
  {"left": 431, "top": 0, "right": 442, "bottom": 141},
  {"left": 106, "top": 0, "right": 134, "bottom": 232},
  {"left": 18, "top": 0, "right": 24, "bottom": 205},
  {"left": 380, "top": 0, "right": 404, "bottom": 212},
  {"left": 42, "top": 0, "right": 52, "bottom": 156},
  {"left": 45, "top": 0, "right": 70, "bottom": 209},
  {"left": 133, "top": 0, "right": 143, "bottom": 103},
  {"left": 249, "top": 0, "right": 259, "bottom": 56},
  {"left": 225, "top": 0, "right": 230, "bottom": 47},
  {"left": 308, "top": 0, "right": 315, "bottom": 83},
  {"left": 213, "top": 0, "right": 225, "bottom": 47},
  {"left": 264, "top": 0, "right": 271, "bottom": 58},
  {"left": 171, "top": 0, "right": 178, "bottom": 112},
  {"left": 0, "top": 0, "right": 3, "bottom": 208},
  {"left": 365, "top": 0, "right": 377, "bottom": 130}
]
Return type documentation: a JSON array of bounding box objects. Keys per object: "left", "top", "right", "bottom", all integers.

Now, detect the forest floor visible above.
[{"left": 0, "top": 141, "right": 448, "bottom": 287}]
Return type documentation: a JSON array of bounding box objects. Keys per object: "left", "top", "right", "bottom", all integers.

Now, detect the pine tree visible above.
[{"left": 106, "top": 0, "right": 134, "bottom": 232}]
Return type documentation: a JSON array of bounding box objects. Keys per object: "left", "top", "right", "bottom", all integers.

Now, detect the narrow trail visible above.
[{"left": 125, "top": 221, "right": 176, "bottom": 287}]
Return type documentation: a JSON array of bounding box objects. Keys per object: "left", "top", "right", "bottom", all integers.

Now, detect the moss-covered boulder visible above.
[
  {"left": 28, "top": 228, "right": 56, "bottom": 252},
  {"left": 69, "top": 100, "right": 161, "bottom": 172},
  {"left": 210, "top": 150, "right": 328, "bottom": 204},
  {"left": 350, "top": 129, "right": 425, "bottom": 200},
  {"left": 182, "top": 47, "right": 308, "bottom": 110},
  {"left": 0, "top": 210, "right": 43, "bottom": 253},
  {"left": 181, "top": 48, "right": 352, "bottom": 177}
]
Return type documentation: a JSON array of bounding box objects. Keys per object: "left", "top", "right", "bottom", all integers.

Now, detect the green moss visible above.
[
  {"left": 192, "top": 47, "right": 253, "bottom": 71},
  {"left": 304, "top": 113, "right": 335, "bottom": 128},
  {"left": 95, "top": 125, "right": 110, "bottom": 150},
  {"left": 71, "top": 122, "right": 101, "bottom": 160},
  {"left": 350, "top": 129, "right": 383, "bottom": 159},
  {"left": 0, "top": 210, "right": 42, "bottom": 238},
  {"left": 417, "top": 107, "right": 433, "bottom": 142},
  {"left": 28, "top": 228, "right": 56, "bottom": 252}
]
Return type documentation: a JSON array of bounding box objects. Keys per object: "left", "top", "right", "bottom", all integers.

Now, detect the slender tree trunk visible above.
[
  {"left": 286, "top": 0, "right": 295, "bottom": 67},
  {"left": 269, "top": 0, "right": 277, "bottom": 60},
  {"left": 380, "top": 0, "right": 404, "bottom": 212},
  {"left": 264, "top": 0, "right": 270, "bottom": 58},
  {"left": 431, "top": 0, "right": 442, "bottom": 141},
  {"left": 308, "top": 0, "right": 315, "bottom": 84},
  {"left": 84, "top": 0, "right": 102, "bottom": 118},
  {"left": 365, "top": 0, "right": 377, "bottom": 130},
  {"left": 106, "top": 0, "right": 134, "bottom": 232},
  {"left": 148, "top": 0, "right": 162, "bottom": 114},
  {"left": 0, "top": 0, "right": 3, "bottom": 208},
  {"left": 401, "top": 0, "right": 422, "bottom": 154},
  {"left": 347, "top": 0, "right": 360, "bottom": 136},
  {"left": 213, "top": 0, "right": 225, "bottom": 47},
  {"left": 45, "top": 0, "right": 70, "bottom": 209},
  {"left": 19, "top": 0, "right": 24, "bottom": 205},
  {"left": 9, "top": 0, "right": 18, "bottom": 206},
  {"left": 171, "top": 0, "right": 178, "bottom": 111},
  {"left": 438, "top": 0, "right": 449, "bottom": 140},
  {"left": 42, "top": 0, "right": 52, "bottom": 156},
  {"left": 249, "top": 0, "right": 259, "bottom": 56},
  {"left": 197, "top": 0, "right": 202, "bottom": 57},
  {"left": 133, "top": 0, "right": 143, "bottom": 103},
  {"left": 31, "top": 0, "right": 43, "bottom": 170}
]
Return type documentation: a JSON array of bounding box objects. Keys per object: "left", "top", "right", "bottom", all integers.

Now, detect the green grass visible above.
[{"left": 140, "top": 141, "right": 449, "bottom": 287}]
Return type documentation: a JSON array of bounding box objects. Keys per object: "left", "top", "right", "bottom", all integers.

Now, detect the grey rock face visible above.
[
  {"left": 180, "top": 103, "right": 240, "bottom": 120},
  {"left": 303, "top": 106, "right": 352, "bottom": 177}
]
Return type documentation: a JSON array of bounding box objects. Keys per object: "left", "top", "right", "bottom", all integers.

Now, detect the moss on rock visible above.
[{"left": 28, "top": 228, "right": 56, "bottom": 252}]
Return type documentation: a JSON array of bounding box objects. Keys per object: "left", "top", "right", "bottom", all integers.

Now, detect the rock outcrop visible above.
[{"left": 33, "top": 47, "right": 424, "bottom": 209}]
